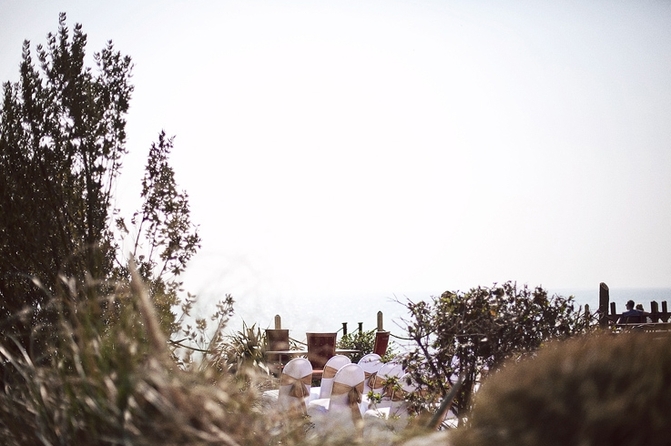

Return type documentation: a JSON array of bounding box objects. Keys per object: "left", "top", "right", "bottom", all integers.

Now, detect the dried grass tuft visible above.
[{"left": 0, "top": 268, "right": 437, "bottom": 445}]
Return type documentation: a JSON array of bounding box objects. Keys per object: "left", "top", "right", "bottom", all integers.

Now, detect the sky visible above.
[{"left": 2, "top": 0, "right": 670, "bottom": 334}]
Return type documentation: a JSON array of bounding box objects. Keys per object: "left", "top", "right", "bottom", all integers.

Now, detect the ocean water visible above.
[{"left": 225, "top": 286, "right": 671, "bottom": 345}]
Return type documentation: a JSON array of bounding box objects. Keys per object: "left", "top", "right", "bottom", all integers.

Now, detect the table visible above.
[
  {"left": 334, "top": 349, "right": 360, "bottom": 355},
  {"left": 265, "top": 349, "right": 307, "bottom": 357}
]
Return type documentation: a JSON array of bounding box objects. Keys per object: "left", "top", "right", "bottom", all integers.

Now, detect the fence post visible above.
[
  {"left": 377, "top": 311, "right": 384, "bottom": 331},
  {"left": 599, "top": 282, "right": 609, "bottom": 328},
  {"left": 342, "top": 322, "right": 348, "bottom": 336},
  {"left": 651, "top": 301, "right": 660, "bottom": 322},
  {"left": 358, "top": 322, "right": 363, "bottom": 334},
  {"left": 274, "top": 314, "right": 281, "bottom": 329}
]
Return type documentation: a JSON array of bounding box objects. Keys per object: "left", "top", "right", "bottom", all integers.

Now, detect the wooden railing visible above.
[
  {"left": 271, "top": 311, "right": 388, "bottom": 337},
  {"left": 596, "top": 282, "right": 670, "bottom": 332}
]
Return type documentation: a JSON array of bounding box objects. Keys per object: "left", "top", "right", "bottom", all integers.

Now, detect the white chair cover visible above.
[
  {"left": 358, "top": 353, "right": 383, "bottom": 394},
  {"left": 318, "top": 354, "right": 351, "bottom": 399},
  {"left": 370, "top": 362, "right": 403, "bottom": 394},
  {"left": 358, "top": 353, "right": 381, "bottom": 365},
  {"left": 308, "top": 363, "right": 368, "bottom": 430},
  {"left": 327, "top": 363, "right": 366, "bottom": 429},
  {"left": 387, "top": 372, "right": 414, "bottom": 421},
  {"left": 277, "top": 357, "right": 313, "bottom": 415},
  {"left": 364, "top": 370, "right": 412, "bottom": 432}
]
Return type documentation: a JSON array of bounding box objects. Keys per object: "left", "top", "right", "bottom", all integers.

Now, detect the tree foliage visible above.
[
  {"left": 337, "top": 329, "right": 396, "bottom": 363},
  {"left": 0, "top": 13, "right": 133, "bottom": 358},
  {"left": 337, "top": 329, "right": 377, "bottom": 364},
  {"left": 401, "top": 282, "right": 593, "bottom": 424},
  {"left": 116, "top": 131, "right": 201, "bottom": 335},
  {"left": 0, "top": 13, "right": 199, "bottom": 360}
]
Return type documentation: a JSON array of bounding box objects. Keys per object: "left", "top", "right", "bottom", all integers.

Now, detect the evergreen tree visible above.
[
  {"left": 117, "top": 131, "right": 201, "bottom": 336},
  {"left": 0, "top": 13, "right": 199, "bottom": 361}
]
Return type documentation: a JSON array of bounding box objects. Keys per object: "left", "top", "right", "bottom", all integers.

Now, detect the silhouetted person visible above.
[
  {"left": 635, "top": 303, "right": 652, "bottom": 323},
  {"left": 617, "top": 300, "right": 644, "bottom": 323}
]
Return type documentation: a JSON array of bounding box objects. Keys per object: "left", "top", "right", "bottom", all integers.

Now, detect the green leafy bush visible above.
[
  {"left": 337, "top": 329, "right": 375, "bottom": 363},
  {"left": 215, "top": 321, "right": 270, "bottom": 377},
  {"left": 401, "top": 282, "right": 594, "bottom": 425},
  {"left": 337, "top": 329, "right": 396, "bottom": 363}
]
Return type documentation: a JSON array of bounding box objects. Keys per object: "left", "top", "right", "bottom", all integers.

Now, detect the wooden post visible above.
[
  {"left": 585, "top": 304, "right": 590, "bottom": 322},
  {"left": 342, "top": 322, "right": 348, "bottom": 336},
  {"left": 358, "top": 322, "right": 363, "bottom": 334},
  {"left": 599, "top": 282, "right": 609, "bottom": 328},
  {"left": 377, "top": 311, "right": 384, "bottom": 331},
  {"left": 610, "top": 302, "right": 617, "bottom": 317},
  {"left": 662, "top": 301, "right": 669, "bottom": 322},
  {"left": 274, "top": 314, "right": 281, "bottom": 329},
  {"left": 651, "top": 301, "right": 659, "bottom": 322}
]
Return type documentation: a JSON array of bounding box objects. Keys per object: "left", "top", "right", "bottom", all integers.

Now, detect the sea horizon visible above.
[{"left": 220, "top": 286, "right": 671, "bottom": 344}]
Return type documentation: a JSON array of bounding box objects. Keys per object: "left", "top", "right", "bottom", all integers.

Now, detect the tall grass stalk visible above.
[
  {"left": 0, "top": 268, "right": 298, "bottom": 445},
  {"left": 0, "top": 268, "right": 439, "bottom": 445}
]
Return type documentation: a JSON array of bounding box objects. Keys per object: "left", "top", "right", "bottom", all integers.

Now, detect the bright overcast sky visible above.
[{"left": 2, "top": 1, "right": 670, "bottom": 329}]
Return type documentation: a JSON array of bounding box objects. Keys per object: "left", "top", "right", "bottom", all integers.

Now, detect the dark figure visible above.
[
  {"left": 617, "top": 300, "right": 644, "bottom": 323},
  {"left": 634, "top": 303, "right": 652, "bottom": 323}
]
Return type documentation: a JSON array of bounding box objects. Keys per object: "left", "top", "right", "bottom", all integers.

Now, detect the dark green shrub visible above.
[
  {"left": 337, "top": 329, "right": 396, "bottom": 363},
  {"left": 401, "top": 282, "right": 594, "bottom": 425}
]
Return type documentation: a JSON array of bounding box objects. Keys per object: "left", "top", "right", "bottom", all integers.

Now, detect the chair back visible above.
[
  {"left": 278, "top": 357, "right": 313, "bottom": 414},
  {"left": 329, "top": 363, "right": 366, "bottom": 428},
  {"left": 265, "top": 328, "right": 290, "bottom": 376},
  {"left": 373, "top": 331, "right": 390, "bottom": 357},
  {"left": 358, "top": 353, "right": 383, "bottom": 394},
  {"left": 307, "top": 332, "right": 337, "bottom": 373},
  {"left": 266, "top": 328, "right": 289, "bottom": 350},
  {"left": 371, "top": 362, "right": 403, "bottom": 393},
  {"left": 319, "top": 355, "right": 351, "bottom": 399},
  {"left": 373, "top": 372, "right": 414, "bottom": 429}
]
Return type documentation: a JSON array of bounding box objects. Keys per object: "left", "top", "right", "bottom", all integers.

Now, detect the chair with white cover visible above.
[
  {"left": 306, "top": 364, "right": 367, "bottom": 441},
  {"left": 307, "top": 355, "right": 353, "bottom": 416},
  {"left": 277, "top": 357, "right": 313, "bottom": 417},
  {"left": 364, "top": 368, "right": 412, "bottom": 434},
  {"left": 318, "top": 354, "right": 351, "bottom": 399},
  {"left": 265, "top": 328, "right": 290, "bottom": 376},
  {"left": 385, "top": 373, "right": 415, "bottom": 424},
  {"left": 326, "top": 363, "right": 366, "bottom": 432},
  {"left": 358, "top": 353, "right": 382, "bottom": 395},
  {"left": 306, "top": 332, "right": 337, "bottom": 379},
  {"left": 370, "top": 362, "right": 404, "bottom": 395}
]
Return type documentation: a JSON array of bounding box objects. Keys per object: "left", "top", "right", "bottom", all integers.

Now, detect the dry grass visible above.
[
  {"left": 450, "top": 332, "right": 671, "bottom": 446},
  {"left": 0, "top": 269, "right": 442, "bottom": 445}
]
